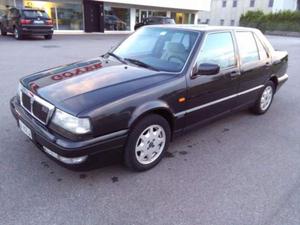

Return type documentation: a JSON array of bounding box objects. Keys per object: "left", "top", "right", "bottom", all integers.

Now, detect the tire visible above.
[
  {"left": 44, "top": 35, "right": 52, "bottom": 40},
  {"left": 251, "top": 81, "right": 275, "bottom": 115},
  {"left": 14, "top": 27, "right": 22, "bottom": 40},
  {"left": 124, "top": 114, "right": 171, "bottom": 171},
  {"left": 0, "top": 25, "right": 7, "bottom": 35}
]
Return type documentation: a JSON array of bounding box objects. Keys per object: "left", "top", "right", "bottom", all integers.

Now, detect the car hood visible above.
[{"left": 20, "top": 58, "right": 174, "bottom": 115}]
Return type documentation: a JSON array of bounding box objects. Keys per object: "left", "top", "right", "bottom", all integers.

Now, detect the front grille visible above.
[
  {"left": 21, "top": 92, "right": 31, "bottom": 111},
  {"left": 32, "top": 101, "right": 49, "bottom": 123},
  {"left": 20, "top": 88, "right": 54, "bottom": 125}
]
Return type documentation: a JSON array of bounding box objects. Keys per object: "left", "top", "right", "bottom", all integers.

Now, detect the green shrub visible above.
[{"left": 239, "top": 10, "right": 300, "bottom": 33}]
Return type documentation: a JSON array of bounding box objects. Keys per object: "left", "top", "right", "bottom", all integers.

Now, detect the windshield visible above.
[
  {"left": 22, "top": 10, "right": 49, "bottom": 19},
  {"left": 113, "top": 27, "right": 200, "bottom": 72}
]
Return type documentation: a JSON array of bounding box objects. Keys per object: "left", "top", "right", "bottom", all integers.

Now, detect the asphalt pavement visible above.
[{"left": 0, "top": 33, "right": 300, "bottom": 225}]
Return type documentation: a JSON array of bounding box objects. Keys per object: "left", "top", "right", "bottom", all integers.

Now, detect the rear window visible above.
[
  {"left": 164, "top": 19, "right": 175, "bottom": 24},
  {"left": 22, "top": 10, "right": 49, "bottom": 19}
]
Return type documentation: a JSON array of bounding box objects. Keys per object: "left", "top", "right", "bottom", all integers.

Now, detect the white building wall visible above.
[
  {"left": 107, "top": 0, "right": 211, "bottom": 11},
  {"left": 198, "top": 0, "right": 297, "bottom": 27}
]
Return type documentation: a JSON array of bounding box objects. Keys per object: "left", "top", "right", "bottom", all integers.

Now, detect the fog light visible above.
[{"left": 43, "top": 147, "right": 88, "bottom": 164}]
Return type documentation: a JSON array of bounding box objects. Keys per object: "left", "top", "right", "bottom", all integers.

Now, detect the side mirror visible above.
[{"left": 192, "top": 63, "right": 220, "bottom": 77}]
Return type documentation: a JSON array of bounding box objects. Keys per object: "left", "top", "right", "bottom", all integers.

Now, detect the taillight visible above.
[
  {"left": 46, "top": 20, "right": 53, "bottom": 25},
  {"left": 20, "top": 19, "right": 32, "bottom": 25}
]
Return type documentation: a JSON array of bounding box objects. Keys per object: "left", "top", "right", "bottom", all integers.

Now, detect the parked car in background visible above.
[
  {"left": 0, "top": 8, "right": 53, "bottom": 40},
  {"left": 10, "top": 25, "right": 288, "bottom": 171},
  {"left": 105, "top": 15, "right": 127, "bottom": 31},
  {"left": 134, "top": 16, "right": 175, "bottom": 30}
]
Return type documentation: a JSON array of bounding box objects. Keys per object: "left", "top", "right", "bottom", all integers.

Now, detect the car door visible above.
[
  {"left": 234, "top": 31, "right": 272, "bottom": 105},
  {"left": 185, "top": 31, "right": 241, "bottom": 126}
]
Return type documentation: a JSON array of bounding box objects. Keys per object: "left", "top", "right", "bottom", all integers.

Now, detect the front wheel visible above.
[
  {"left": 251, "top": 81, "right": 275, "bottom": 115},
  {"left": 0, "top": 25, "right": 7, "bottom": 35},
  {"left": 124, "top": 114, "right": 171, "bottom": 171}
]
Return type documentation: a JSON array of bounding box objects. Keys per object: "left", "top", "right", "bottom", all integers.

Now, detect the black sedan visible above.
[{"left": 10, "top": 25, "right": 288, "bottom": 171}]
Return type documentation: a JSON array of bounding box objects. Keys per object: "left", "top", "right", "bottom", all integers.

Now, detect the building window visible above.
[
  {"left": 220, "top": 19, "right": 225, "bottom": 26},
  {"left": 197, "top": 18, "right": 201, "bottom": 24},
  {"left": 250, "top": 0, "right": 255, "bottom": 7},
  {"left": 233, "top": 0, "right": 237, "bottom": 7},
  {"left": 136, "top": 9, "right": 166, "bottom": 23},
  {"left": 171, "top": 12, "right": 195, "bottom": 24},
  {"left": 268, "top": 0, "right": 274, "bottom": 7},
  {"left": 104, "top": 5, "right": 130, "bottom": 31},
  {"left": 24, "top": 0, "right": 83, "bottom": 30},
  {"left": 230, "top": 19, "right": 235, "bottom": 26},
  {"left": 222, "top": 0, "right": 227, "bottom": 7},
  {"left": 206, "top": 19, "right": 210, "bottom": 24}
]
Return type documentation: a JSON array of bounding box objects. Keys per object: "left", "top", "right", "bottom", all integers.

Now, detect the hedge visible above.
[{"left": 240, "top": 10, "right": 300, "bottom": 33}]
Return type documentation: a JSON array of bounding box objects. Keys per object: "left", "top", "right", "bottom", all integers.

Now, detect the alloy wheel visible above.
[
  {"left": 260, "top": 86, "right": 273, "bottom": 111},
  {"left": 135, "top": 124, "right": 166, "bottom": 165},
  {"left": 14, "top": 28, "right": 19, "bottom": 39}
]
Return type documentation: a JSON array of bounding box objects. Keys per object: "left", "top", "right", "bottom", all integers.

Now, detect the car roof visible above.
[
  {"left": 147, "top": 24, "right": 259, "bottom": 33},
  {"left": 147, "top": 16, "right": 173, "bottom": 19},
  {"left": 22, "top": 8, "right": 45, "bottom": 11}
]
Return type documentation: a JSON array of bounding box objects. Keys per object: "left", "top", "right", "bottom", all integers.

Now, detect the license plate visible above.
[
  {"left": 19, "top": 120, "right": 32, "bottom": 140},
  {"left": 34, "top": 20, "right": 44, "bottom": 24}
]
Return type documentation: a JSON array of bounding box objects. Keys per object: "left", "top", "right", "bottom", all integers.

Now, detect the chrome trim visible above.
[
  {"left": 55, "top": 129, "right": 128, "bottom": 148},
  {"left": 19, "top": 83, "right": 55, "bottom": 125},
  {"left": 43, "top": 147, "right": 88, "bottom": 164},
  {"left": 175, "top": 85, "right": 264, "bottom": 117},
  {"left": 278, "top": 74, "right": 288, "bottom": 83}
]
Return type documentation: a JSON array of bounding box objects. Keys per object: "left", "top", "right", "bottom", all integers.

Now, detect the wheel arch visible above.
[
  {"left": 270, "top": 75, "right": 279, "bottom": 91},
  {"left": 128, "top": 101, "right": 175, "bottom": 134}
]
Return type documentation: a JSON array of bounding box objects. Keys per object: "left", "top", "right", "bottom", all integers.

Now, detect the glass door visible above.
[{"left": 140, "top": 10, "right": 147, "bottom": 21}]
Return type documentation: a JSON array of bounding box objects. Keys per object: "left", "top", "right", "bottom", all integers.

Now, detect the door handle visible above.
[
  {"left": 265, "top": 62, "right": 272, "bottom": 67},
  {"left": 228, "top": 70, "right": 241, "bottom": 78}
]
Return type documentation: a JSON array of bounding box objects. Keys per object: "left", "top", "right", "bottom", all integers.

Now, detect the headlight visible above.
[{"left": 52, "top": 108, "right": 91, "bottom": 134}]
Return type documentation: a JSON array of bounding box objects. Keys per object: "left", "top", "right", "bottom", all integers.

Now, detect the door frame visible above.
[{"left": 183, "top": 30, "right": 241, "bottom": 126}]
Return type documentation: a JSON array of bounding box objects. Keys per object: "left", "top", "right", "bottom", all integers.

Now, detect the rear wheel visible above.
[
  {"left": 44, "top": 34, "right": 52, "bottom": 40},
  {"left": 14, "top": 27, "right": 22, "bottom": 40},
  {"left": 0, "top": 25, "right": 7, "bottom": 35},
  {"left": 124, "top": 114, "right": 171, "bottom": 171},
  {"left": 251, "top": 81, "right": 275, "bottom": 114}
]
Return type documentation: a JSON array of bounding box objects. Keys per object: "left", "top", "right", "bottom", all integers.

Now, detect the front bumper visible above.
[{"left": 10, "top": 96, "right": 128, "bottom": 164}]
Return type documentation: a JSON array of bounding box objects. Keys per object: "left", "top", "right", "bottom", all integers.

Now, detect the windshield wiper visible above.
[
  {"left": 103, "top": 52, "right": 127, "bottom": 64},
  {"left": 124, "top": 58, "right": 159, "bottom": 71}
]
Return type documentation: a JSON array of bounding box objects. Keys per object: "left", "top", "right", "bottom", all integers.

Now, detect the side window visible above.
[
  {"left": 196, "top": 32, "right": 236, "bottom": 70},
  {"left": 236, "top": 31, "right": 259, "bottom": 64},
  {"left": 254, "top": 34, "right": 268, "bottom": 60}
]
